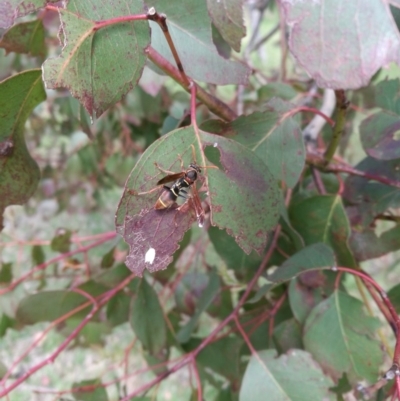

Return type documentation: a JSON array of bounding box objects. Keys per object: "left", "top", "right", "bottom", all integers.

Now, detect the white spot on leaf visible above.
[{"left": 145, "top": 247, "right": 156, "bottom": 264}]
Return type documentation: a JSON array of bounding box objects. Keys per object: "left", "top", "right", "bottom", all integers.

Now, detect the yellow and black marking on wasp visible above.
[{"left": 151, "top": 145, "right": 216, "bottom": 227}]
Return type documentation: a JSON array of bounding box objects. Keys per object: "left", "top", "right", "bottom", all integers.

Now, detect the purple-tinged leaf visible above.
[
  {"left": 203, "top": 98, "right": 305, "bottom": 189},
  {"left": 281, "top": 1, "right": 400, "bottom": 89},
  {"left": 116, "top": 126, "right": 280, "bottom": 275},
  {"left": 71, "top": 379, "right": 108, "bottom": 401},
  {"left": 144, "top": 0, "right": 250, "bottom": 85},
  {"left": 123, "top": 204, "right": 196, "bottom": 277},
  {"left": 0, "top": 69, "right": 45, "bottom": 231},
  {"left": 0, "top": 0, "right": 57, "bottom": 29},
  {"left": 43, "top": 0, "right": 150, "bottom": 118},
  {"left": 360, "top": 110, "right": 400, "bottom": 160},
  {"left": 344, "top": 157, "right": 400, "bottom": 226},
  {"left": 350, "top": 224, "right": 400, "bottom": 262},
  {"left": 207, "top": 0, "right": 246, "bottom": 52}
]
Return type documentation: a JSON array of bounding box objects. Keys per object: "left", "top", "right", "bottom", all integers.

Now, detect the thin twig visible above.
[
  {"left": 324, "top": 90, "right": 349, "bottom": 164},
  {"left": 119, "top": 226, "right": 282, "bottom": 400},
  {"left": 146, "top": 47, "right": 237, "bottom": 122}
]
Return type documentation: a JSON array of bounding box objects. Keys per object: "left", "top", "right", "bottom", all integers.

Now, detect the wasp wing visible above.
[
  {"left": 156, "top": 172, "right": 185, "bottom": 185},
  {"left": 189, "top": 184, "right": 205, "bottom": 228}
]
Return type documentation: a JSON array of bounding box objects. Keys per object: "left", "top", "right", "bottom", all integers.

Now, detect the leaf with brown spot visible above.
[
  {"left": 0, "top": 19, "right": 46, "bottom": 56},
  {"left": 0, "top": 0, "right": 58, "bottom": 29},
  {"left": 116, "top": 126, "right": 281, "bottom": 274},
  {"left": 42, "top": 0, "right": 150, "bottom": 118},
  {"left": 0, "top": 69, "right": 45, "bottom": 231},
  {"left": 201, "top": 99, "right": 305, "bottom": 189}
]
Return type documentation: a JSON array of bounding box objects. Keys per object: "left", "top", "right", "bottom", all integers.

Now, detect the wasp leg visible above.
[
  {"left": 136, "top": 186, "right": 162, "bottom": 196},
  {"left": 178, "top": 189, "right": 188, "bottom": 199},
  {"left": 154, "top": 162, "right": 177, "bottom": 175}
]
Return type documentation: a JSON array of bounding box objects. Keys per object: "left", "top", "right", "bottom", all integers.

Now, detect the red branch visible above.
[
  {"left": 0, "top": 231, "right": 117, "bottom": 295},
  {"left": 118, "top": 226, "right": 282, "bottom": 401},
  {"left": 285, "top": 106, "right": 335, "bottom": 126},
  {"left": 336, "top": 267, "right": 400, "bottom": 366},
  {"left": 0, "top": 231, "right": 116, "bottom": 296},
  {"left": 0, "top": 274, "right": 135, "bottom": 397}
]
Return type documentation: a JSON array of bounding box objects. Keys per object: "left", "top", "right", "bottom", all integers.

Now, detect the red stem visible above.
[
  {"left": 190, "top": 81, "right": 198, "bottom": 132},
  {"left": 336, "top": 266, "right": 400, "bottom": 365},
  {"left": 119, "top": 226, "right": 282, "bottom": 400},
  {"left": 0, "top": 275, "right": 134, "bottom": 397},
  {"left": 0, "top": 232, "right": 116, "bottom": 296},
  {"left": 94, "top": 14, "right": 148, "bottom": 31},
  {"left": 285, "top": 106, "right": 335, "bottom": 126}
]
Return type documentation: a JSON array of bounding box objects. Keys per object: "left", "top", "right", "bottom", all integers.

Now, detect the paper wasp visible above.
[{"left": 139, "top": 145, "right": 215, "bottom": 227}]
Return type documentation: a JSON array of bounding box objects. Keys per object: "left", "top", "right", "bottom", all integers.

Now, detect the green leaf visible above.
[
  {"left": 239, "top": 349, "right": 335, "bottom": 401},
  {"left": 16, "top": 290, "right": 89, "bottom": 324},
  {"left": 106, "top": 291, "right": 130, "bottom": 327},
  {"left": 50, "top": 229, "right": 72, "bottom": 253},
  {"left": 372, "top": 78, "right": 400, "bottom": 114},
  {"left": 208, "top": 225, "right": 262, "bottom": 279},
  {"left": 0, "top": 262, "right": 12, "bottom": 283},
  {"left": 64, "top": 318, "right": 111, "bottom": 346},
  {"left": 129, "top": 278, "right": 167, "bottom": 354},
  {"left": 72, "top": 379, "right": 108, "bottom": 401},
  {"left": 273, "top": 318, "right": 303, "bottom": 353},
  {"left": 16, "top": 281, "right": 108, "bottom": 324},
  {"left": 174, "top": 271, "right": 209, "bottom": 314},
  {"left": 213, "top": 98, "right": 305, "bottom": 188},
  {"left": 207, "top": 0, "right": 246, "bottom": 52},
  {"left": 360, "top": 110, "right": 400, "bottom": 160},
  {"left": 0, "top": 313, "right": 14, "bottom": 337},
  {"left": 387, "top": 283, "right": 400, "bottom": 314},
  {"left": 177, "top": 270, "right": 220, "bottom": 343},
  {"left": 116, "top": 127, "right": 280, "bottom": 275},
  {"left": 214, "top": 386, "right": 236, "bottom": 401},
  {"left": 282, "top": 1, "right": 400, "bottom": 89},
  {"left": 189, "top": 336, "right": 243, "bottom": 382},
  {"left": 101, "top": 246, "right": 115, "bottom": 269},
  {"left": 0, "top": 360, "right": 7, "bottom": 379},
  {"left": 344, "top": 157, "right": 400, "bottom": 226},
  {"left": 0, "top": 69, "right": 45, "bottom": 230},
  {"left": 303, "top": 290, "right": 383, "bottom": 384},
  {"left": 290, "top": 195, "right": 356, "bottom": 267},
  {"left": 0, "top": 19, "right": 46, "bottom": 56},
  {"left": 42, "top": 0, "right": 151, "bottom": 117},
  {"left": 31, "top": 245, "right": 45, "bottom": 266},
  {"left": 144, "top": 0, "right": 250, "bottom": 85},
  {"left": 97, "top": 263, "right": 132, "bottom": 288},
  {"left": 258, "top": 83, "right": 298, "bottom": 103},
  {"left": 288, "top": 272, "right": 336, "bottom": 324},
  {"left": 268, "top": 243, "right": 335, "bottom": 283}
]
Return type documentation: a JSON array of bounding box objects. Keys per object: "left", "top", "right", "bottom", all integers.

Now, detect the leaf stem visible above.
[
  {"left": 93, "top": 14, "right": 149, "bottom": 30},
  {"left": 146, "top": 8, "right": 190, "bottom": 87},
  {"left": 323, "top": 90, "right": 349, "bottom": 165},
  {"left": 306, "top": 151, "right": 400, "bottom": 189},
  {"left": 146, "top": 46, "right": 237, "bottom": 122}
]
